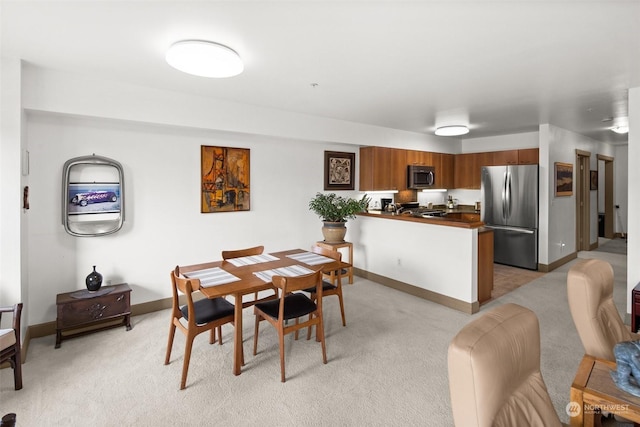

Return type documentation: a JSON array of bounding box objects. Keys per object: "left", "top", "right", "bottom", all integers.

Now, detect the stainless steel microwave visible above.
[{"left": 407, "top": 165, "right": 435, "bottom": 189}]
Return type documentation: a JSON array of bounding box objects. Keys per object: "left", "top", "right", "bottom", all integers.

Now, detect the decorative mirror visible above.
[{"left": 62, "top": 154, "right": 125, "bottom": 237}]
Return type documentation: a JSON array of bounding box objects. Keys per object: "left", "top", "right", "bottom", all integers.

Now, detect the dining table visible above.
[{"left": 178, "top": 248, "right": 350, "bottom": 376}]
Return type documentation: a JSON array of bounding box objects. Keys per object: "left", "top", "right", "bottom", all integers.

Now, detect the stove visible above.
[{"left": 401, "top": 207, "right": 448, "bottom": 218}]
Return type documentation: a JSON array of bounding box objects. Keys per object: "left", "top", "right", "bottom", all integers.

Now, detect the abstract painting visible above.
[
  {"left": 324, "top": 151, "right": 355, "bottom": 190},
  {"left": 201, "top": 146, "right": 250, "bottom": 212}
]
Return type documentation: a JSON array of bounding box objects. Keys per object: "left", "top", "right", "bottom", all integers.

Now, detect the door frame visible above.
[
  {"left": 597, "top": 154, "right": 615, "bottom": 239},
  {"left": 575, "top": 150, "right": 591, "bottom": 251}
]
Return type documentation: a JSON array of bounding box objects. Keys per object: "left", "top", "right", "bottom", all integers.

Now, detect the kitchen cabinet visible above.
[
  {"left": 518, "top": 148, "right": 539, "bottom": 164},
  {"left": 360, "top": 147, "right": 402, "bottom": 191},
  {"left": 433, "top": 153, "right": 454, "bottom": 189},
  {"left": 454, "top": 153, "right": 474, "bottom": 189},
  {"left": 491, "top": 150, "right": 518, "bottom": 165},
  {"left": 406, "top": 150, "right": 433, "bottom": 166},
  {"left": 478, "top": 229, "right": 494, "bottom": 303}
]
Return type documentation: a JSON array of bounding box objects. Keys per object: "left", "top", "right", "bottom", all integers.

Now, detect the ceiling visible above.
[{"left": 2, "top": 1, "right": 639, "bottom": 145}]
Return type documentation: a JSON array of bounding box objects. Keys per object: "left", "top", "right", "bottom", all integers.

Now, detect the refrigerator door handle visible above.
[
  {"left": 506, "top": 169, "right": 512, "bottom": 219},
  {"left": 485, "top": 225, "right": 536, "bottom": 234},
  {"left": 502, "top": 170, "right": 508, "bottom": 220}
]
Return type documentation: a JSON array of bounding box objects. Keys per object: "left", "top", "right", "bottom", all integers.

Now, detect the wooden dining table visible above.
[{"left": 178, "top": 248, "right": 350, "bottom": 376}]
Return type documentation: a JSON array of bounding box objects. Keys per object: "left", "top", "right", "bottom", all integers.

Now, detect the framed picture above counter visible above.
[{"left": 324, "top": 151, "right": 355, "bottom": 190}]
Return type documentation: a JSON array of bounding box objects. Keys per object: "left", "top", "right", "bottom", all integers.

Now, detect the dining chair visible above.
[
  {"left": 252, "top": 269, "right": 327, "bottom": 382},
  {"left": 222, "top": 245, "right": 277, "bottom": 305},
  {"left": 0, "top": 303, "right": 23, "bottom": 390},
  {"left": 164, "top": 266, "right": 235, "bottom": 390},
  {"left": 301, "top": 245, "right": 346, "bottom": 339}
]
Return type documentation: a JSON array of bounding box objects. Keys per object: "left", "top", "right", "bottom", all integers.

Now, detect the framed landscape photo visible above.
[
  {"left": 555, "top": 162, "right": 573, "bottom": 197},
  {"left": 324, "top": 151, "right": 355, "bottom": 190}
]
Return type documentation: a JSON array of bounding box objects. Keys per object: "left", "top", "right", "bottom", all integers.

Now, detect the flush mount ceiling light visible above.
[
  {"left": 435, "top": 125, "right": 469, "bottom": 137},
  {"left": 165, "top": 40, "right": 243, "bottom": 78},
  {"left": 611, "top": 125, "right": 629, "bottom": 134}
]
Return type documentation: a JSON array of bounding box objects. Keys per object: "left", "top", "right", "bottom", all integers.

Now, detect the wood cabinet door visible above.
[
  {"left": 406, "top": 150, "right": 433, "bottom": 166},
  {"left": 372, "top": 147, "right": 392, "bottom": 190},
  {"left": 454, "top": 153, "right": 474, "bottom": 188},
  {"left": 518, "top": 148, "right": 539, "bottom": 164},
  {"left": 391, "top": 148, "right": 407, "bottom": 190},
  {"left": 359, "top": 147, "right": 374, "bottom": 191},
  {"left": 491, "top": 150, "right": 518, "bottom": 165},
  {"left": 433, "top": 153, "right": 454, "bottom": 189}
]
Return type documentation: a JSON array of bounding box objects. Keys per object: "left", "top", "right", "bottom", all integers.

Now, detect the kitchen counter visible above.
[
  {"left": 350, "top": 210, "right": 492, "bottom": 314},
  {"left": 358, "top": 208, "right": 483, "bottom": 228}
]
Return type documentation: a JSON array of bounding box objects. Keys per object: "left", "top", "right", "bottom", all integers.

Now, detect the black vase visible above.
[{"left": 85, "top": 265, "right": 103, "bottom": 292}]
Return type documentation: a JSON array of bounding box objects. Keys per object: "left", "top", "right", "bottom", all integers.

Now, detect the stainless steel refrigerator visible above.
[{"left": 480, "top": 165, "right": 538, "bottom": 270}]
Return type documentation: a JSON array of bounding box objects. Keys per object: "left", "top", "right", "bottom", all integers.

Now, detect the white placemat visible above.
[
  {"left": 253, "top": 265, "right": 315, "bottom": 282},
  {"left": 286, "top": 252, "right": 334, "bottom": 265},
  {"left": 184, "top": 267, "right": 241, "bottom": 288},
  {"left": 226, "top": 253, "right": 279, "bottom": 267}
]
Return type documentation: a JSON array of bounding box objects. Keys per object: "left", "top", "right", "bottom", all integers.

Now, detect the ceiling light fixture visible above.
[
  {"left": 611, "top": 125, "right": 629, "bottom": 134},
  {"left": 435, "top": 125, "right": 469, "bottom": 136},
  {"left": 165, "top": 40, "right": 243, "bottom": 78}
]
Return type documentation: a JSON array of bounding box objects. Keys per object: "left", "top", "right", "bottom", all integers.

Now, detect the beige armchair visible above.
[
  {"left": 567, "top": 259, "right": 639, "bottom": 362},
  {"left": 448, "top": 303, "right": 562, "bottom": 427}
]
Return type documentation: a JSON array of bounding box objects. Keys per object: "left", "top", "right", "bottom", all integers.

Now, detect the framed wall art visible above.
[
  {"left": 201, "top": 146, "right": 250, "bottom": 213},
  {"left": 590, "top": 170, "right": 598, "bottom": 190},
  {"left": 554, "top": 162, "right": 573, "bottom": 197},
  {"left": 324, "top": 151, "right": 355, "bottom": 190}
]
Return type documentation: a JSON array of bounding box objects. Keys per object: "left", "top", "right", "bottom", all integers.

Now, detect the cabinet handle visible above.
[{"left": 117, "top": 295, "right": 124, "bottom": 301}]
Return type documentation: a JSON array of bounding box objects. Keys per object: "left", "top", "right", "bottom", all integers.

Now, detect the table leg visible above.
[{"left": 233, "top": 294, "right": 244, "bottom": 376}]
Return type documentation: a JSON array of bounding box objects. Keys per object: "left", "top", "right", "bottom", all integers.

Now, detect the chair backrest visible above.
[
  {"left": 170, "top": 266, "right": 200, "bottom": 326},
  {"left": 0, "top": 303, "right": 22, "bottom": 352},
  {"left": 312, "top": 245, "right": 341, "bottom": 263},
  {"left": 222, "top": 245, "right": 264, "bottom": 260},
  {"left": 448, "top": 303, "right": 561, "bottom": 427},
  {"left": 272, "top": 270, "right": 324, "bottom": 297},
  {"left": 567, "top": 258, "right": 633, "bottom": 361}
]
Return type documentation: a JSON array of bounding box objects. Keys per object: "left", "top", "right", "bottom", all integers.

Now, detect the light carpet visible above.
[{"left": 0, "top": 250, "right": 628, "bottom": 426}]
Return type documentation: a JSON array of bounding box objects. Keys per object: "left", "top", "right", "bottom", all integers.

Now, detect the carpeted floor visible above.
[{"left": 0, "top": 249, "right": 629, "bottom": 426}]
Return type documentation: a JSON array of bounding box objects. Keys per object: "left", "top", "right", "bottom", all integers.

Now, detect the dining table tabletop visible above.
[{"left": 178, "top": 248, "right": 350, "bottom": 376}]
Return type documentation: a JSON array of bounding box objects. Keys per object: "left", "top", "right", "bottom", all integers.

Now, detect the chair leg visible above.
[
  {"left": 180, "top": 335, "right": 195, "bottom": 390},
  {"left": 13, "top": 350, "right": 22, "bottom": 391},
  {"left": 317, "top": 313, "right": 327, "bottom": 364},
  {"left": 337, "top": 291, "right": 346, "bottom": 327},
  {"left": 306, "top": 313, "right": 314, "bottom": 340},
  {"left": 209, "top": 328, "right": 215, "bottom": 345},
  {"left": 279, "top": 328, "right": 286, "bottom": 383},
  {"left": 253, "top": 314, "right": 261, "bottom": 356},
  {"left": 164, "top": 322, "right": 177, "bottom": 365}
]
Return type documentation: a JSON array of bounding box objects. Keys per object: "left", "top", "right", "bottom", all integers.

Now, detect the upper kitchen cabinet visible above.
[
  {"left": 406, "top": 149, "right": 433, "bottom": 166},
  {"left": 454, "top": 153, "right": 475, "bottom": 189},
  {"left": 433, "top": 153, "right": 454, "bottom": 189},
  {"left": 360, "top": 146, "right": 405, "bottom": 191},
  {"left": 491, "top": 150, "right": 518, "bottom": 165},
  {"left": 517, "top": 148, "right": 539, "bottom": 164}
]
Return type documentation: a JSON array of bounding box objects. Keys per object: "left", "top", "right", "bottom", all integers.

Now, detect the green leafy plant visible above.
[{"left": 308, "top": 192, "right": 370, "bottom": 222}]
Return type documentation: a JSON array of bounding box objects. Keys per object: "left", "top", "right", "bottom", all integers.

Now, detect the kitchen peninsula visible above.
[{"left": 351, "top": 209, "right": 493, "bottom": 314}]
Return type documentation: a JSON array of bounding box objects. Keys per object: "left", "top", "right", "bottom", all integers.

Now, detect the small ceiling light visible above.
[
  {"left": 435, "top": 125, "right": 469, "bottom": 136},
  {"left": 611, "top": 125, "right": 629, "bottom": 134},
  {"left": 166, "top": 40, "right": 243, "bottom": 78}
]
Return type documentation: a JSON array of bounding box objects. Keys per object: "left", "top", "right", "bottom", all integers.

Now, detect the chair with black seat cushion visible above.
[
  {"left": 252, "top": 269, "right": 327, "bottom": 382},
  {"left": 0, "top": 303, "right": 23, "bottom": 391},
  {"left": 301, "top": 245, "right": 345, "bottom": 339},
  {"left": 164, "top": 266, "right": 235, "bottom": 390}
]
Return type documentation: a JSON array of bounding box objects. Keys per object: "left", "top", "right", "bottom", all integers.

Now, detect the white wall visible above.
[{"left": 461, "top": 131, "right": 539, "bottom": 153}]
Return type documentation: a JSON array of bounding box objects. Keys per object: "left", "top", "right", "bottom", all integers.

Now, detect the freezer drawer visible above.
[{"left": 490, "top": 226, "right": 538, "bottom": 270}]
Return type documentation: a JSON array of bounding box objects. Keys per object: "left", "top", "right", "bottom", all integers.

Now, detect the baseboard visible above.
[
  {"left": 538, "top": 251, "right": 577, "bottom": 272},
  {"left": 589, "top": 241, "right": 598, "bottom": 251},
  {"left": 353, "top": 267, "right": 479, "bottom": 314}
]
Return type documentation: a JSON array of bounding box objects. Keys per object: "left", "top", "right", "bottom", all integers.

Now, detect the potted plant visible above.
[{"left": 308, "top": 192, "right": 370, "bottom": 243}]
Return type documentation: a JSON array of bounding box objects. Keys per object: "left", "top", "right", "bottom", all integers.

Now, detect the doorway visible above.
[
  {"left": 575, "top": 150, "right": 591, "bottom": 252},
  {"left": 597, "top": 154, "right": 615, "bottom": 239}
]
